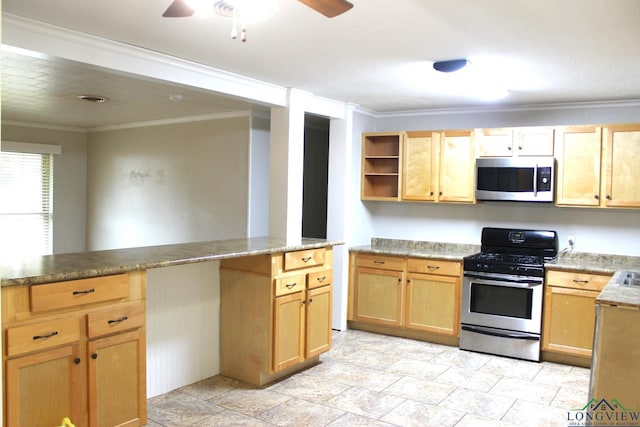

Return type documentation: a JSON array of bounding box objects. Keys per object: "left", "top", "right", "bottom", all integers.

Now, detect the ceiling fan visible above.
[{"left": 162, "top": 0, "right": 354, "bottom": 19}]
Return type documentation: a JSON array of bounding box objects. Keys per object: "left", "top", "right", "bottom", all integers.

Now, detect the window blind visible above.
[{"left": 0, "top": 151, "right": 54, "bottom": 257}]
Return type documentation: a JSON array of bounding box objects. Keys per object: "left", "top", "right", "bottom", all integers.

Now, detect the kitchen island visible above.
[{"left": 0, "top": 236, "right": 342, "bottom": 427}]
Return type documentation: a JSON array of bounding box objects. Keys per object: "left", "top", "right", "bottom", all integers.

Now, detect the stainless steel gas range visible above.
[{"left": 460, "top": 227, "right": 558, "bottom": 361}]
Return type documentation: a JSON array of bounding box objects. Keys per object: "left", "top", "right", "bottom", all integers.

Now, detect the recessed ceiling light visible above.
[{"left": 77, "top": 95, "right": 108, "bottom": 103}]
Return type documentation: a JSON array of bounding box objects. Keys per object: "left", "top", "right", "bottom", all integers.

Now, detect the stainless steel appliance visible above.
[
  {"left": 475, "top": 157, "right": 555, "bottom": 202},
  {"left": 460, "top": 227, "right": 558, "bottom": 361}
]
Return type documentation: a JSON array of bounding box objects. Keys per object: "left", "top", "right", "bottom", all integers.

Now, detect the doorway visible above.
[{"left": 302, "top": 114, "right": 330, "bottom": 238}]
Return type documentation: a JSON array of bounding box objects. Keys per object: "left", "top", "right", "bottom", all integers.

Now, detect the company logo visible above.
[{"left": 567, "top": 398, "right": 640, "bottom": 426}]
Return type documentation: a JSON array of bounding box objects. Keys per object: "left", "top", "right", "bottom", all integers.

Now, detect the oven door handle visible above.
[
  {"left": 462, "top": 325, "right": 540, "bottom": 341},
  {"left": 464, "top": 273, "right": 542, "bottom": 287}
]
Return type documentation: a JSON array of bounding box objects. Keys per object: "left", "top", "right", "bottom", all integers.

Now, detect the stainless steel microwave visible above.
[{"left": 475, "top": 157, "right": 555, "bottom": 202}]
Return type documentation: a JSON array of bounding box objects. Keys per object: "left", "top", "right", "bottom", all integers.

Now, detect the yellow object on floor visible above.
[{"left": 57, "top": 418, "right": 75, "bottom": 427}]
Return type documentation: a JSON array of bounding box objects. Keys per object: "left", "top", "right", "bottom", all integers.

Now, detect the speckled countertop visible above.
[
  {"left": 349, "top": 238, "right": 479, "bottom": 261},
  {"left": 350, "top": 238, "right": 640, "bottom": 307},
  {"left": 0, "top": 237, "right": 343, "bottom": 287}
]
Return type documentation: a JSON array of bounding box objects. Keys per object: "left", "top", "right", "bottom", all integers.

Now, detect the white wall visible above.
[
  {"left": 361, "top": 103, "right": 640, "bottom": 256},
  {"left": 1, "top": 123, "right": 88, "bottom": 254},
  {"left": 248, "top": 113, "right": 271, "bottom": 237},
  {"left": 86, "top": 116, "right": 251, "bottom": 250}
]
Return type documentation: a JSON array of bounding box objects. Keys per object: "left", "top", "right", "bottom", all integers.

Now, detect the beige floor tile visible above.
[
  {"left": 434, "top": 366, "right": 502, "bottom": 392},
  {"left": 385, "top": 357, "right": 450, "bottom": 380},
  {"left": 267, "top": 373, "right": 351, "bottom": 403},
  {"left": 147, "top": 390, "right": 225, "bottom": 426},
  {"left": 339, "top": 348, "right": 404, "bottom": 369},
  {"left": 381, "top": 399, "right": 466, "bottom": 427},
  {"left": 501, "top": 399, "right": 570, "bottom": 427},
  {"left": 383, "top": 375, "right": 456, "bottom": 404},
  {"left": 455, "top": 413, "right": 521, "bottom": 427},
  {"left": 439, "top": 387, "right": 515, "bottom": 420},
  {"left": 324, "top": 387, "right": 405, "bottom": 419},
  {"left": 429, "top": 347, "right": 491, "bottom": 371},
  {"left": 480, "top": 355, "right": 543, "bottom": 381},
  {"left": 532, "top": 365, "right": 591, "bottom": 390},
  {"left": 304, "top": 360, "right": 404, "bottom": 392},
  {"left": 550, "top": 386, "right": 589, "bottom": 410},
  {"left": 326, "top": 412, "right": 396, "bottom": 426},
  {"left": 197, "top": 409, "right": 275, "bottom": 426},
  {"left": 257, "top": 398, "right": 345, "bottom": 426},
  {"left": 178, "top": 375, "right": 246, "bottom": 400},
  {"left": 209, "top": 388, "right": 292, "bottom": 417},
  {"left": 490, "top": 377, "right": 560, "bottom": 405}
]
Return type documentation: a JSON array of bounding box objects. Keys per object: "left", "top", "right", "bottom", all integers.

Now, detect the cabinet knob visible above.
[
  {"left": 594, "top": 194, "right": 599, "bottom": 199},
  {"left": 74, "top": 358, "right": 81, "bottom": 365},
  {"left": 508, "top": 146, "right": 512, "bottom": 151},
  {"left": 517, "top": 146, "right": 523, "bottom": 150},
  {"left": 439, "top": 191, "right": 443, "bottom": 196},
  {"left": 91, "top": 353, "right": 98, "bottom": 360},
  {"left": 606, "top": 195, "right": 612, "bottom": 200}
]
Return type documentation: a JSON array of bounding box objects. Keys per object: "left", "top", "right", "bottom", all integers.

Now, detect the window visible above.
[{"left": 0, "top": 142, "right": 60, "bottom": 258}]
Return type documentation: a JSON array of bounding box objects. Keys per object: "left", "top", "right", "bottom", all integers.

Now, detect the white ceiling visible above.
[{"left": 2, "top": 0, "right": 640, "bottom": 129}]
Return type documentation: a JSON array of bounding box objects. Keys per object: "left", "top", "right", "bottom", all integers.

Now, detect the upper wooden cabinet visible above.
[
  {"left": 555, "top": 124, "right": 640, "bottom": 208},
  {"left": 361, "top": 132, "right": 403, "bottom": 200},
  {"left": 554, "top": 125, "right": 603, "bottom": 207},
  {"left": 603, "top": 124, "right": 640, "bottom": 208},
  {"left": 400, "top": 130, "right": 475, "bottom": 203},
  {"left": 476, "top": 127, "right": 554, "bottom": 157}
]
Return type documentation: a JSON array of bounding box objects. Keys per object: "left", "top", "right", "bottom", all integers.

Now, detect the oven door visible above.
[{"left": 461, "top": 272, "right": 543, "bottom": 334}]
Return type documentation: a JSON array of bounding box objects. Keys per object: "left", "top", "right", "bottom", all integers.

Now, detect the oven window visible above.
[
  {"left": 477, "top": 167, "right": 534, "bottom": 192},
  {"left": 470, "top": 282, "right": 533, "bottom": 319}
]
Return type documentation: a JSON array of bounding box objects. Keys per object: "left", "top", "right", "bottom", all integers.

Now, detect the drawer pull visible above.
[
  {"left": 285, "top": 282, "right": 298, "bottom": 289},
  {"left": 427, "top": 265, "right": 440, "bottom": 270},
  {"left": 373, "top": 260, "right": 385, "bottom": 265},
  {"left": 33, "top": 331, "right": 59, "bottom": 340},
  {"left": 73, "top": 288, "right": 95, "bottom": 295},
  {"left": 316, "top": 276, "right": 327, "bottom": 283},
  {"left": 301, "top": 256, "right": 313, "bottom": 263},
  {"left": 108, "top": 316, "right": 129, "bottom": 325},
  {"left": 573, "top": 279, "right": 589, "bottom": 284},
  {"left": 74, "top": 358, "right": 81, "bottom": 365}
]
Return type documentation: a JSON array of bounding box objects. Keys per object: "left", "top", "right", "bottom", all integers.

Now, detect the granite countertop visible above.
[
  {"left": 596, "top": 270, "right": 640, "bottom": 308},
  {"left": 0, "top": 237, "right": 343, "bottom": 287},
  {"left": 349, "top": 238, "right": 480, "bottom": 261}
]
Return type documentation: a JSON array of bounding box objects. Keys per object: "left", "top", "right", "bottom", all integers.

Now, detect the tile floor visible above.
[{"left": 145, "top": 329, "right": 590, "bottom": 426}]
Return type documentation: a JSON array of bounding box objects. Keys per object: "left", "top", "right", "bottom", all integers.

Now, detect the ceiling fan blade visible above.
[
  {"left": 298, "top": 0, "right": 354, "bottom": 18},
  {"left": 162, "top": 0, "right": 195, "bottom": 17}
]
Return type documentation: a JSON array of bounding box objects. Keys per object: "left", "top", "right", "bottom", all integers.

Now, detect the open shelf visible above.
[{"left": 361, "top": 132, "right": 403, "bottom": 200}]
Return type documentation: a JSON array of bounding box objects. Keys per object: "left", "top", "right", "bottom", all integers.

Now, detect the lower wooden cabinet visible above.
[
  {"left": 2, "top": 272, "right": 147, "bottom": 427},
  {"left": 220, "top": 248, "right": 333, "bottom": 386},
  {"left": 5, "top": 344, "right": 84, "bottom": 427},
  {"left": 350, "top": 253, "right": 461, "bottom": 340},
  {"left": 542, "top": 269, "right": 611, "bottom": 359}
]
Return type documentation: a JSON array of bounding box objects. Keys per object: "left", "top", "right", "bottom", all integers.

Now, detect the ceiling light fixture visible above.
[
  {"left": 433, "top": 59, "right": 469, "bottom": 73},
  {"left": 77, "top": 95, "right": 108, "bottom": 103}
]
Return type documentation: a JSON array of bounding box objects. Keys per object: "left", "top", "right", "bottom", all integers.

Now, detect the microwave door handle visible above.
[{"left": 533, "top": 164, "right": 538, "bottom": 196}]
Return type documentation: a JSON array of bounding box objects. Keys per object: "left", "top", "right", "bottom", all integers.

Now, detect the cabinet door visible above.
[
  {"left": 6, "top": 345, "right": 84, "bottom": 427},
  {"left": 514, "top": 127, "right": 554, "bottom": 156},
  {"left": 88, "top": 329, "right": 146, "bottom": 427},
  {"left": 542, "top": 285, "right": 600, "bottom": 358},
  {"left": 305, "top": 285, "right": 332, "bottom": 358},
  {"left": 402, "top": 132, "right": 438, "bottom": 200},
  {"left": 554, "top": 126, "right": 603, "bottom": 206},
  {"left": 273, "top": 292, "right": 305, "bottom": 372},
  {"left": 353, "top": 267, "right": 404, "bottom": 326},
  {"left": 405, "top": 273, "right": 459, "bottom": 336},
  {"left": 476, "top": 128, "right": 514, "bottom": 157},
  {"left": 439, "top": 130, "right": 475, "bottom": 203},
  {"left": 603, "top": 125, "right": 640, "bottom": 207}
]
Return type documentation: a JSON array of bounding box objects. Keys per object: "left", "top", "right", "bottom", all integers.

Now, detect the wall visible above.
[
  {"left": 1, "top": 123, "right": 88, "bottom": 254},
  {"left": 248, "top": 114, "right": 271, "bottom": 237},
  {"left": 86, "top": 116, "right": 251, "bottom": 250},
  {"left": 364, "top": 103, "right": 640, "bottom": 256}
]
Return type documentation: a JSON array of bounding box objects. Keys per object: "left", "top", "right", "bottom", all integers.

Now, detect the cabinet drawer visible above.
[
  {"left": 87, "top": 302, "right": 145, "bottom": 339},
  {"left": 546, "top": 270, "right": 612, "bottom": 292},
  {"left": 355, "top": 254, "right": 404, "bottom": 271},
  {"left": 407, "top": 258, "right": 461, "bottom": 276},
  {"left": 6, "top": 316, "right": 81, "bottom": 357},
  {"left": 30, "top": 274, "right": 130, "bottom": 313},
  {"left": 275, "top": 273, "right": 306, "bottom": 296},
  {"left": 308, "top": 269, "right": 332, "bottom": 289},
  {"left": 284, "top": 248, "right": 326, "bottom": 271}
]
